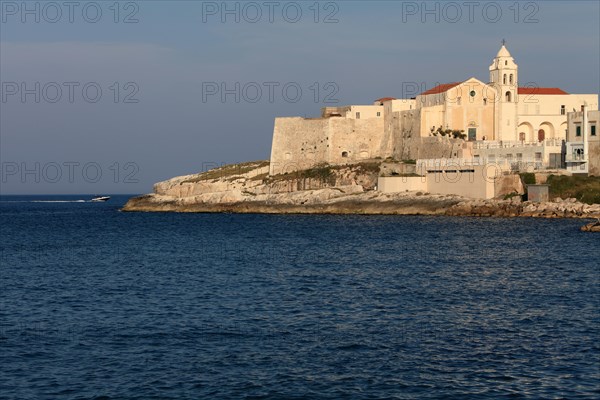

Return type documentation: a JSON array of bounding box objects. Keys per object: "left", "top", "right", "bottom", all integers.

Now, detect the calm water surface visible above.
[{"left": 1, "top": 195, "right": 599, "bottom": 399}]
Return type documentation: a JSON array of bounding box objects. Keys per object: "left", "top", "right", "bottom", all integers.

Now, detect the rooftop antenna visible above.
[{"left": 502, "top": 39, "right": 506, "bottom": 46}]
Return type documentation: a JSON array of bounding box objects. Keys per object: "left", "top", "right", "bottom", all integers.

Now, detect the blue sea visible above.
[{"left": 1, "top": 195, "right": 599, "bottom": 399}]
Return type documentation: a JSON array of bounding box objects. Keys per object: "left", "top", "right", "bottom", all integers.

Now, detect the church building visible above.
[{"left": 394, "top": 43, "right": 597, "bottom": 143}]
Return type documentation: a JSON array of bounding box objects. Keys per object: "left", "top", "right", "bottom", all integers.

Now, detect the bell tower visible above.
[{"left": 489, "top": 40, "right": 518, "bottom": 141}]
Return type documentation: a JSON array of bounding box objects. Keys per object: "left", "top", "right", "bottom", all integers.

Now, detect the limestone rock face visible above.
[
  {"left": 581, "top": 220, "right": 600, "bottom": 232},
  {"left": 150, "top": 161, "right": 377, "bottom": 200},
  {"left": 123, "top": 160, "right": 600, "bottom": 219},
  {"left": 494, "top": 174, "right": 524, "bottom": 198}
]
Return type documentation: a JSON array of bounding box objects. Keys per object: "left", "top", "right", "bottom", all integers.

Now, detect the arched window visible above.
[
  {"left": 503, "top": 74, "right": 507, "bottom": 84},
  {"left": 505, "top": 91, "right": 512, "bottom": 102},
  {"left": 509, "top": 74, "right": 514, "bottom": 84}
]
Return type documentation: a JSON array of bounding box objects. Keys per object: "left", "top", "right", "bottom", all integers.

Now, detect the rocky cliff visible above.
[{"left": 123, "top": 160, "right": 600, "bottom": 219}]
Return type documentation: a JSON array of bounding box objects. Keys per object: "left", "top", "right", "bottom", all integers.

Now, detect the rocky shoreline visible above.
[
  {"left": 122, "top": 160, "right": 600, "bottom": 223},
  {"left": 123, "top": 189, "right": 600, "bottom": 219}
]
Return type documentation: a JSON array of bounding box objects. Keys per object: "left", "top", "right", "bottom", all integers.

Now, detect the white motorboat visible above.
[{"left": 91, "top": 196, "right": 111, "bottom": 202}]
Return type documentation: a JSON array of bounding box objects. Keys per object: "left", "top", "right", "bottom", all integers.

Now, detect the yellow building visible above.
[{"left": 400, "top": 44, "right": 598, "bottom": 143}]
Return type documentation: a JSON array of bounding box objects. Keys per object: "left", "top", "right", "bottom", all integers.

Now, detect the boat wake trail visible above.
[
  {"left": 0, "top": 200, "right": 88, "bottom": 203},
  {"left": 31, "top": 200, "right": 87, "bottom": 203}
]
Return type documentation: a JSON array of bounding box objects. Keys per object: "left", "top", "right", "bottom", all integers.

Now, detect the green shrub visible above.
[
  {"left": 520, "top": 173, "right": 536, "bottom": 185},
  {"left": 298, "top": 165, "right": 335, "bottom": 185},
  {"left": 182, "top": 161, "right": 269, "bottom": 183},
  {"left": 547, "top": 175, "right": 600, "bottom": 204}
]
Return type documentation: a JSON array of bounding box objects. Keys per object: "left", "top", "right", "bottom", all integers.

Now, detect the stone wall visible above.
[
  {"left": 269, "top": 117, "right": 330, "bottom": 175},
  {"left": 269, "top": 113, "right": 463, "bottom": 177},
  {"left": 328, "top": 117, "right": 385, "bottom": 164},
  {"left": 269, "top": 116, "right": 384, "bottom": 175},
  {"left": 590, "top": 141, "right": 600, "bottom": 176},
  {"left": 391, "top": 109, "right": 420, "bottom": 160}
]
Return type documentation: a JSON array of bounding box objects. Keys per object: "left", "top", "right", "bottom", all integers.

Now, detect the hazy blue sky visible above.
[{"left": 1, "top": 0, "right": 599, "bottom": 194}]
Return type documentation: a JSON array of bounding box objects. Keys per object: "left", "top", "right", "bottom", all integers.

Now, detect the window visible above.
[
  {"left": 342, "top": 151, "right": 349, "bottom": 158},
  {"left": 576, "top": 126, "right": 581, "bottom": 137},
  {"left": 509, "top": 74, "right": 514, "bottom": 84},
  {"left": 560, "top": 105, "right": 566, "bottom": 115},
  {"left": 503, "top": 74, "right": 507, "bottom": 84},
  {"left": 483, "top": 98, "right": 487, "bottom": 106},
  {"left": 592, "top": 125, "right": 597, "bottom": 136},
  {"left": 377, "top": 112, "right": 381, "bottom": 117},
  {"left": 506, "top": 154, "right": 513, "bottom": 162},
  {"left": 535, "top": 152, "right": 542, "bottom": 161},
  {"left": 457, "top": 97, "right": 461, "bottom": 106},
  {"left": 505, "top": 91, "right": 512, "bottom": 102},
  {"left": 505, "top": 60, "right": 508, "bottom": 66},
  {"left": 517, "top": 153, "right": 523, "bottom": 161},
  {"left": 356, "top": 112, "right": 361, "bottom": 119}
]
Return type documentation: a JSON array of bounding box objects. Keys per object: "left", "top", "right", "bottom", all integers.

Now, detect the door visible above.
[
  {"left": 468, "top": 128, "right": 477, "bottom": 141},
  {"left": 538, "top": 129, "right": 545, "bottom": 142}
]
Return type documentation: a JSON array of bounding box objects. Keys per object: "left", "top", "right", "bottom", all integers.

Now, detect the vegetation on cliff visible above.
[
  {"left": 547, "top": 175, "right": 600, "bottom": 204},
  {"left": 518, "top": 173, "right": 600, "bottom": 204},
  {"left": 262, "top": 161, "right": 381, "bottom": 188},
  {"left": 519, "top": 172, "right": 537, "bottom": 186},
  {"left": 181, "top": 161, "right": 270, "bottom": 183}
]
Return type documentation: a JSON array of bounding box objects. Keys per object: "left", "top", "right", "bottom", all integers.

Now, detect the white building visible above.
[{"left": 566, "top": 105, "right": 599, "bottom": 175}]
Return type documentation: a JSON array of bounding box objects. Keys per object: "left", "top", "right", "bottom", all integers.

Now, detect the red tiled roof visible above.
[
  {"left": 420, "top": 82, "right": 463, "bottom": 96},
  {"left": 375, "top": 97, "right": 396, "bottom": 103},
  {"left": 518, "top": 87, "right": 568, "bottom": 95}
]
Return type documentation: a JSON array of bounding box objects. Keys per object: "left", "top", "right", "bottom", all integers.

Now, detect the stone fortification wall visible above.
[
  {"left": 269, "top": 116, "right": 384, "bottom": 175},
  {"left": 270, "top": 106, "right": 465, "bottom": 176},
  {"left": 269, "top": 117, "right": 330, "bottom": 175},
  {"left": 328, "top": 117, "right": 385, "bottom": 164}
]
